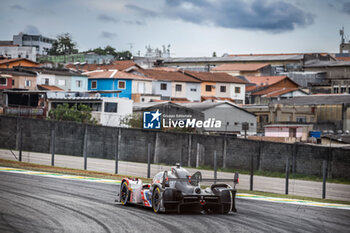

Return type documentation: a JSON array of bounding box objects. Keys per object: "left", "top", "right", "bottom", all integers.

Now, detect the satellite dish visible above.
[{"left": 95, "top": 93, "right": 101, "bottom": 97}]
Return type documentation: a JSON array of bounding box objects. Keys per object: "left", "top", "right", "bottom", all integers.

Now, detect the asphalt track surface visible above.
[{"left": 0, "top": 172, "right": 349, "bottom": 233}]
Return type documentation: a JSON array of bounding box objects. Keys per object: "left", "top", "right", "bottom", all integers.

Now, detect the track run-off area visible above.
[{"left": 0, "top": 167, "right": 349, "bottom": 233}]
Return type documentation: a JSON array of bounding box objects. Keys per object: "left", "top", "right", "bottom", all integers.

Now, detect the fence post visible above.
[
  {"left": 147, "top": 143, "right": 151, "bottom": 178},
  {"left": 214, "top": 150, "right": 217, "bottom": 183},
  {"left": 285, "top": 157, "right": 289, "bottom": 195},
  {"left": 154, "top": 132, "right": 159, "bottom": 164},
  {"left": 250, "top": 154, "right": 254, "bottom": 191},
  {"left": 50, "top": 122, "right": 56, "bottom": 166},
  {"left": 180, "top": 147, "right": 183, "bottom": 167},
  {"left": 83, "top": 125, "right": 88, "bottom": 170},
  {"left": 196, "top": 143, "right": 200, "bottom": 168},
  {"left": 114, "top": 128, "right": 121, "bottom": 174},
  {"left": 223, "top": 138, "right": 227, "bottom": 169},
  {"left": 188, "top": 134, "right": 192, "bottom": 167},
  {"left": 322, "top": 160, "right": 327, "bottom": 199},
  {"left": 19, "top": 126, "right": 23, "bottom": 162}
]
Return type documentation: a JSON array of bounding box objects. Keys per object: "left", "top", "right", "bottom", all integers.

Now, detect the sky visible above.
[{"left": 1, "top": 0, "right": 350, "bottom": 57}]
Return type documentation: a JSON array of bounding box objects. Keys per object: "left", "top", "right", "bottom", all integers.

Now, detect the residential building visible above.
[
  {"left": 86, "top": 69, "right": 153, "bottom": 100},
  {"left": 133, "top": 101, "right": 204, "bottom": 123},
  {"left": 19, "top": 67, "right": 88, "bottom": 91},
  {"left": 242, "top": 104, "right": 270, "bottom": 134},
  {"left": 180, "top": 101, "right": 256, "bottom": 135},
  {"left": 264, "top": 124, "right": 313, "bottom": 142},
  {"left": 184, "top": 71, "right": 247, "bottom": 104},
  {"left": 269, "top": 94, "right": 350, "bottom": 132},
  {"left": 0, "top": 68, "right": 37, "bottom": 90},
  {"left": 0, "top": 58, "right": 39, "bottom": 68},
  {"left": 211, "top": 63, "right": 272, "bottom": 76},
  {"left": 12, "top": 32, "right": 55, "bottom": 55},
  {"left": 245, "top": 76, "right": 307, "bottom": 104},
  {"left": 0, "top": 45, "right": 36, "bottom": 61},
  {"left": 133, "top": 69, "right": 201, "bottom": 101},
  {"left": 0, "top": 74, "right": 12, "bottom": 90},
  {"left": 47, "top": 94, "right": 132, "bottom": 127},
  {"left": 304, "top": 60, "right": 350, "bottom": 94}
]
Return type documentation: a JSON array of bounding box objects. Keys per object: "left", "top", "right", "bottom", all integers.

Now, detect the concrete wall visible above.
[{"left": 0, "top": 116, "right": 349, "bottom": 179}]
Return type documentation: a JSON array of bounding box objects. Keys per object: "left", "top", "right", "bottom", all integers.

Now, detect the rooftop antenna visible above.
[
  {"left": 128, "top": 43, "right": 134, "bottom": 53},
  {"left": 340, "top": 27, "right": 345, "bottom": 44}
]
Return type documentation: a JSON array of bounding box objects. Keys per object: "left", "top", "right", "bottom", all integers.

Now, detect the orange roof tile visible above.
[
  {"left": 245, "top": 76, "right": 288, "bottom": 86},
  {"left": 85, "top": 70, "right": 152, "bottom": 81},
  {"left": 335, "top": 57, "right": 350, "bottom": 61},
  {"left": 228, "top": 53, "right": 329, "bottom": 57},
  {"left": 66, "top": 60, "right": 139, "bottom": 72},
  {"left": 211, "top": 63, "right": 270, "bottom": 71},
  {"left": 137, "top": 69, "right": 200, "bottom": 83},
  {"left": 185, "top": 71, "right": 247, "bottom": 84},
  {"left": 252, "top": 87, "right": 298, "bottom": 96},
  {"left": 37, "top": 85, "right": 64, "bottom": 91},
  {"left": 0, "top": 58, "right": 38, "bottom": 65},
  {"left": 263, "top": 88, "right": 299, "bottom": 97}
]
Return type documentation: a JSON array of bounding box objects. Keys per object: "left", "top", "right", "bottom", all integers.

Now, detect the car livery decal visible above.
[{"left": 141, "top": 190, "right": 152, "bottom": 206}]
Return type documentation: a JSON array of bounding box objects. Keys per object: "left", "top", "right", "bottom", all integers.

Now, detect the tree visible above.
[
  {"left": 48, "top": 103, "right": 97, "bottom": 124},
  {"left": 48, "top": 33, "right": 78, "bottom": 55},
  {"left": 84, "top": 45, "right": 132, "bottom": 60},
  {"left": 121, "top": 113, "right": 143, "bottom": 128},
  {"left": 212, "top": 51, "right": 217, "bottom": 57}
]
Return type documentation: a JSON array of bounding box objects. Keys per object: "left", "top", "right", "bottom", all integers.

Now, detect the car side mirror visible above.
[{"left": 162, "top": 171, "right": 169, "bottom": 188}]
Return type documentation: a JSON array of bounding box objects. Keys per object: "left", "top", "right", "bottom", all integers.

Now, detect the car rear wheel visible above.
[
  {"left": 120, "top": 181, "right": 129, "bottom": 205},
  {"left": 152, "top": 187, "right": 161, "bottom": 213}
]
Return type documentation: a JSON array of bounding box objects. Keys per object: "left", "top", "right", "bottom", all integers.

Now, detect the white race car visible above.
[{"left": 116, "top": 164, "right": 239, "bottom": 214}]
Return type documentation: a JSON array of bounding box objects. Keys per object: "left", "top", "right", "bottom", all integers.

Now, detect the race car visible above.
[{"left": 116, "top": 163, "right": 239, "bottom": 214}]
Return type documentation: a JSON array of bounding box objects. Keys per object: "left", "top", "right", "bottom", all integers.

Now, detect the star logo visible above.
[
  {"left": 143, "top": 110, "right": 162, "bottom": 129},
  {"left": 150, "top": 110, "right": 162, "bottom": 122}
]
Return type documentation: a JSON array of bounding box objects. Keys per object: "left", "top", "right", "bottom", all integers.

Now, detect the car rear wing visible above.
[{"left": 163, "top": 171, "right": 239, "bottom": 189}]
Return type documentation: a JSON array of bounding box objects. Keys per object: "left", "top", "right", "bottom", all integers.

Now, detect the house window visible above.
[
  {"left": 333, "top": 87, "right": 339, "bottom": 93},
  {"left": 76, "top": 80, "right": 82, "bottom": 88},
  {"left": 160, "top": 83, "right": 167, "bottom": 90},
  {"left": 12, "top": 80, "right": 15, "bottom": 86},
  {"left": 220, "top": 86, "right": 226, "bottom": 92},
  {"left": 296, "top": 116, "right": 306, "bottom": 123},
  {"left": 104, "top": 102, "right": 118, "bottom": 113},
  {"left": 44, "top": 78, "right": 49, "bottom": 85},
  {"left": 176, "top": 84, "right": 182, "bottom": 92},
  {"left": 190, "top": 88, "right": 197, "bottom": 92},
  {"left": 0, "top": 77, "right": 7, "bottom": 86},
  {"left": 340, "top": 87, "right": 346, "bottom": 93},
  {"left": 91, "top": 81, "right": 97, "bottom": 89},
  {"left": 118, "top": 81, "right": 126, "bottom": 89},
  {"left": 25, "top": 80, "right": 31, "bottom": 87},
  {"left": 205, "top": 85, "right": 212, "bottom": 92},
  {"left": 235, "top": 87, "right": 241, "bottom": 93},
  {"left": 58, "top": 80, "right": 66, "bottom": 86}
]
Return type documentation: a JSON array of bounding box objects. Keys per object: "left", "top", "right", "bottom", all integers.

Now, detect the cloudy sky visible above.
[{"left": 1, "top": 0, "right": 350, "bottom": 57}]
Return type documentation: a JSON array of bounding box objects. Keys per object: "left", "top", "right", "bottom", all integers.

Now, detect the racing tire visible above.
[
  {"left": 120, "top": 181, "right": 129, "bottom": 205},
  {"left": 152, "top": 186, "right": 162, "bottom": 213}
]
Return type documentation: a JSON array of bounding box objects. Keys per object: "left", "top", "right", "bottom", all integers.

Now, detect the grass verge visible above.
[
  {"left": 0, "top": 158, "right": 152, "bottom": 183},
  {"left": 195, "top": 165, "right": 350, "bottom": 185},
  {"left": 237, "top": 189, "right": 350, "bottom": 205}
]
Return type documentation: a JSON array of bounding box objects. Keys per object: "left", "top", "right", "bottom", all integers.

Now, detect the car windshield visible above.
[{"left": 171, "top": 167, "right": 190, "bottom": 178}]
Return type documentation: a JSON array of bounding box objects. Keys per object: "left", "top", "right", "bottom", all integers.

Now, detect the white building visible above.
[
  {"left": 47, "top": 94, "right": 132, "bottom": 127},
  {"left": 180, "top": 101, "right": 257, "bottom": 135},
  {"left": 0, "top": 46, "right": 36, "bottom": 61},
  {"left": 13, "top": 32, "right": 55, "bottom": 56}
]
